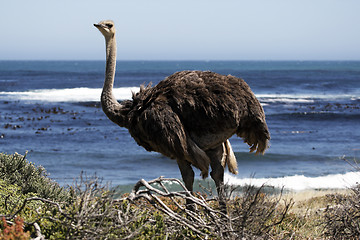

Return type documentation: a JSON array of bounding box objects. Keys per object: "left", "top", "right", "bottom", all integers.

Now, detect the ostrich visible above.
[{"left": 94, "top": 20, "right": 270, "bottom": 208}]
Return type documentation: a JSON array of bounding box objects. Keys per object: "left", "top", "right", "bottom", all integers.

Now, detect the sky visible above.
[{"left": 1, "top": 0, "right": 360, "bottom": 60}]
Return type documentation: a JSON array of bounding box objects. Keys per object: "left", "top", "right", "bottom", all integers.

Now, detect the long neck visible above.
[
  {"left": 102, "top": 37, "right": 117, "bottom": 101},
  {"left": 101, "top": 36, "right": 128, "bottom": 127}
]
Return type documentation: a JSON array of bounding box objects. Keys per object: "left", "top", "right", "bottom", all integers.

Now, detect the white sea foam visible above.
[
  {"left": 224, "top": 171, "right": 360, "bottom": 191},
  {"left": 0, "top": 87, "right": 140, "bottom": 102},
  {"left": 261, "top": 98, "right": 314, "bottom": 103},
  {"left": 1, "top": 88, "right": 358, "bottom": 104},
  {"left": 257, "top": 93, "right": 358, "bottom": 104}
]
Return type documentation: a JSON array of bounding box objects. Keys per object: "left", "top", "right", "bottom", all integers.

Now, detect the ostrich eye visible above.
[{"left": 106, "top": 23, "right": 113, "bottom": 28}]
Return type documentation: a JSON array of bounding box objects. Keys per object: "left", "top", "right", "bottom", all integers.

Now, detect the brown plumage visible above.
[{"left": 94, "top": 20, "right": 270, "bottom": 209}]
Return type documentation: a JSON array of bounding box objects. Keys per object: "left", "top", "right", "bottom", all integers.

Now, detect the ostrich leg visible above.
[
  {"left": 207, "top": 145, "right": 227, "bottom": 212},
  {"left": 177, "top": 159, "right": 195, "bottom": 210}
]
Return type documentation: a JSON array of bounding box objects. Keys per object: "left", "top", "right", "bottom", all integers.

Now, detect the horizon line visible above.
[{"left": 1, "top": 59, "right": 360, "bottom": 62}]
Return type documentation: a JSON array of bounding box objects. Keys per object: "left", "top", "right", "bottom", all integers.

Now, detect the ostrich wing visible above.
[
  {"left": 156, "top": 71, "right": 269, "bottom": 154},
  {"left": 144, "top": 71, "right": 246, "bottom": 149},
  {"left": 128, "top": 100, "right": 210, "bottom": 177}
]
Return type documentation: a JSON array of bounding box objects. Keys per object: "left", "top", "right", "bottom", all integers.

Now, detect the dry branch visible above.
[
  {"left": 1, "top": 175, "right": 292, "bottom": 239},
  {"left": 119, "top": 177, "right": 292, "bottom": 239},
  {"left": 118, "top": 176, "right": 236, "bottom": 238}
]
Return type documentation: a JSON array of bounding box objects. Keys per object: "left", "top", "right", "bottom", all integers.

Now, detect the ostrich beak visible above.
[{"left": 94, "top": 23, "right": 107, "bottom": 29}]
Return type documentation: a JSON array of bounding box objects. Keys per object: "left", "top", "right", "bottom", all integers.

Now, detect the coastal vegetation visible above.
[{"left": 0, "top": 152, "right": 359, "bottom": 239}]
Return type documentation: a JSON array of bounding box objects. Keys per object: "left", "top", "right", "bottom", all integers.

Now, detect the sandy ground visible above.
[
  {"left": 281, "top": 188, "right": 352, "bottom": 217},
  {"left": 284, "top": 189, "right": 351, "bottom": 203}
]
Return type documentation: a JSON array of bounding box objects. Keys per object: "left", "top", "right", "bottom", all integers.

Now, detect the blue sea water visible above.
[{"left": 0, "top": 60, "right": 359, "bottom": 191}]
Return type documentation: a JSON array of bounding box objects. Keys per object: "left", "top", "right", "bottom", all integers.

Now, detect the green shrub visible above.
[
  {"left": 0, "top": 179, "right": 40, "bottom": 219},
  {"left": 0, "top": 152, "right": 69, "bottom": 201}
]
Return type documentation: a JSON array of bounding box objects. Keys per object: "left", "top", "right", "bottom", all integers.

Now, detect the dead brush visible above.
[{"left": 322, "top": 156, "right": 360, "bottom": 239}]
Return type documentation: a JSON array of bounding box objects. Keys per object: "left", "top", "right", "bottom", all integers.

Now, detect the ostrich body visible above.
[{"left": 94, "top": 20, "right": 270, "bottom": 206}]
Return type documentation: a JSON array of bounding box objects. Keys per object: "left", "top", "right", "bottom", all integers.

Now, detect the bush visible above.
[
  {"left": 229, "top": 185, "right": 293, "bottom": 239},
  {"left": 8, "top": 152, "right": 360, "bottom": 239},
  {"left": 323, "top": 185, "right": 360, "bottom": 239},
  {"left": 0, "top": 217, "right": 30, "bottom": 240},
  {"left": 0, "top": 171, "right": 294, "bottom": 239},
  {"left": 124, "top": 177, "right": 293, "bottom": 239},
  {"left": 0, "top": 152, "right": 69, "bottom": 201},
  {"left": 0, "top": 171, "right": 169, "bottom": 239}
]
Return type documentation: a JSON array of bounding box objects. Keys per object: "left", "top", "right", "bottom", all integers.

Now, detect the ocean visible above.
[{"left": 1, "top": 60, "right": 359, "bottom": 192}]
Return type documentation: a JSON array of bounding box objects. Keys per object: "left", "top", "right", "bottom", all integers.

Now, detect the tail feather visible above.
[
  {"left": 219, "top": 140, "right": 238, "bottom": 175},
  {"left": 223, "top": 140, "right": 238, "bottom": 174},
  {"left": 238, "top": 117, "right": 270, "bottom": 155}
]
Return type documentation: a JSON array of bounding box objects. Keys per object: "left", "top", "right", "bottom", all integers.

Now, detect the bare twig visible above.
[
  {"left": 32, "top": 222, "right": 45, "bottom": 240},
  {"left": 1, "top": 175, "right": 293, "bottom": 239}
]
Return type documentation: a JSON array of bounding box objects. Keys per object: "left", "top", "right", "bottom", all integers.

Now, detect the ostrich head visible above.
[{"left": 94, "top": 20, "right": 115, "bottom": 39}]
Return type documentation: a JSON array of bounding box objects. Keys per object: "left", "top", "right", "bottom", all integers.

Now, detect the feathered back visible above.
[{"left": 125, "top": 71, "right": 270, "bottom": 176}]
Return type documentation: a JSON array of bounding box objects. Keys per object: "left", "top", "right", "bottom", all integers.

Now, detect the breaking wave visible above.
[
  {"left": 224, "top": 171, "right": 360, "bottom": 191},
  {"left": 1, "top": 88, "right": 358, "bottom": 104},
  {"left": 0, "top": 87, "right": 140, "bottom": 102},
  {"left": 258, "top": 93, "right": 359, "bottom": 104}
]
